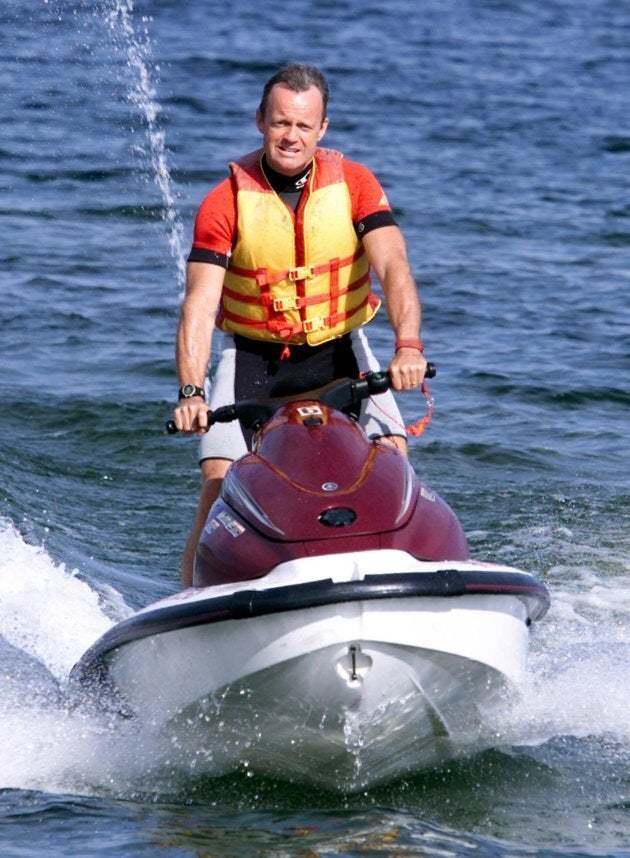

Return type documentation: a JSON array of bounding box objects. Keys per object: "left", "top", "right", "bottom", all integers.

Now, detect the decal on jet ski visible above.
[
  {"left": 297, "top": 405, "right": 324, "bottom": 417},
  {"left": 217, "top": 511, "right": 245, "bottom": 537},
  {"left": 322, "top": 482, "right": 339, "bottom": 492},
  {"left": 421, "top": 487, "right": 436, "bottom": 502}
]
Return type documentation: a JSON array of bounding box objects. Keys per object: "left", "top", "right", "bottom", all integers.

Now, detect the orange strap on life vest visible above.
[
  {"left": 221, "top": 271, "right": 370, "bottom": 312},
  {"left": 219, "top": 289, "right": 378, "bottom": 340},
  {"left": 228, "top": 248, "right": 364, "bottom": 289},
  {"left": 222, "top": 248, "right": 371, "bottom": 341}
]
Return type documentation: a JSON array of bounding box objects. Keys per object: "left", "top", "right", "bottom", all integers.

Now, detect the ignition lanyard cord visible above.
[
  {"left": 367, "top": 378, "right": 435, "bottom": 437},
  {"left": 404, "top": 379, "right": 434, "bottom": 436}
]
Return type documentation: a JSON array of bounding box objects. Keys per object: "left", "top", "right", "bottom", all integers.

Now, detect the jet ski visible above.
[{"left": 70, "top": 370, "right": 549, "bottom": 792}]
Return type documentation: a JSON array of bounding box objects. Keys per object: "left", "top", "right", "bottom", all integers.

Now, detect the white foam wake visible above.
[
  {"left": 0, "top": 519, "right": 118, "bottom": 682},
  {"left": 489, "top": 523, "right": 630, "bottom": 748}
]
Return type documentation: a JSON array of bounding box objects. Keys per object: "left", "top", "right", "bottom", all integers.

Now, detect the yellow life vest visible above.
[{"left": 217, "top": 148, "right": 381, "bottom": 345}]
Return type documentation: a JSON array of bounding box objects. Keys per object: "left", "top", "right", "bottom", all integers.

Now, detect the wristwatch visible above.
[{"left": 178, "top": 384, "right": 206, "bottom": 401}]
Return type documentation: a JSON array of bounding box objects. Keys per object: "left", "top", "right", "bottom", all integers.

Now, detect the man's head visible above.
[
  {"left": 256, "top": 64, "right": 330, "bottom": 176},
  {"left": 258, "top": 65, "right": 330, "bottom": 122}
]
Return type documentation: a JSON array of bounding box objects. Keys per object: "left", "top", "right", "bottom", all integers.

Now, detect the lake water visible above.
[{"left": 1, "top": 0, "right": 628, "bottom": 855}]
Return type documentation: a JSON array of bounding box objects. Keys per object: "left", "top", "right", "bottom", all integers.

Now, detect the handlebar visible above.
[{"left": 166, "top": 363, "right": 436, "bottom": 435}]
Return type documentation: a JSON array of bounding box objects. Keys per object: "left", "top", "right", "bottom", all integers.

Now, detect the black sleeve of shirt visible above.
[
  {"left": 355, "top": 210, "right": 398, "bottom": 238},
  {"left": 187, "top": 248, "right": 231, "bottom": 267}
]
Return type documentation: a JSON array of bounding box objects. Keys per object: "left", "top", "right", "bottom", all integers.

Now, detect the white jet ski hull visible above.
[{"left": 71, "top": 551, "right": 547, "bottom": 791}]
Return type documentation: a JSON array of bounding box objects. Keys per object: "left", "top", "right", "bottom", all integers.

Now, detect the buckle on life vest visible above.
[
  {"left": 272, "top": 295, "right": 301, "bottom": 312},
  {"left": 302, "top": 317, "right": 326, "bottom": 333},
  {"left": 287, "top": 265, "right": 314, "bottom": 281}
]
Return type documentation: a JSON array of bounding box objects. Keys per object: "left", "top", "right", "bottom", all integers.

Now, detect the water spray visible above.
[{"left": 105, "top": 0, "right": 186, "bottom": 290}]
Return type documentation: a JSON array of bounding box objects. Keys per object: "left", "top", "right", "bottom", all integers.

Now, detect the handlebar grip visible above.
[
  {"left": 165, "top": 403, "right": 238, "bottom": 434},
  {"left": 165, "top": 410, "right": 212, "bottom": 435}
]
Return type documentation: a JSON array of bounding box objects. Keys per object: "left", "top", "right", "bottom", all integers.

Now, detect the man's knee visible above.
[
  {"left": 198, "top": 458, "right": 232, "bottom": 510},
  {"left": 200, "top": 457, "right": 231, "bottom": 482},
  {"left": 378, "top": 434, "right": 408, "bottom": 456}
]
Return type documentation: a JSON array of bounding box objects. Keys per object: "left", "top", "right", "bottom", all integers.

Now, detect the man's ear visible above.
[
  {"left": 255, "top": 109, "right": 265, "bottom": 133},
  {"left": 317, "top": 117, "right": 329, "bottom": 142}
]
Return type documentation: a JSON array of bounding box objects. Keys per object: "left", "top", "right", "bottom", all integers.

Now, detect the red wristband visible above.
[{"left": 395, "top": 339, "right": 424, "bottom": 353}]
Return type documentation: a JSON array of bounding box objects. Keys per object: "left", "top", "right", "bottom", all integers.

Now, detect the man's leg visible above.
[{"left": 181, "top": 457, "right": 231, "bottom": 588}]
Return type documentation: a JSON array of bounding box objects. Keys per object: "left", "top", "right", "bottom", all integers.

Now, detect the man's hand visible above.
[
  {"left": 173, "top": 397, "right": 210, "bottom": 434},
  {"left": 388, "top": 347, "right": 427, "bottom": 392}
]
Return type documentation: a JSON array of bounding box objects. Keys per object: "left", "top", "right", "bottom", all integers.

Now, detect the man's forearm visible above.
[
  {"left": 176, "top": 261, "right": 225, "bottom": 387},
  {"left": 383, "top": 271, "right": 422, "bottom": 342},
  {"left": 176, "top": 308, "right": 214, "bottom": 387}
]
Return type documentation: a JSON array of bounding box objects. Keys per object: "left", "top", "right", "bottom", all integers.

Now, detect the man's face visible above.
[{"left": 256, "top": 84, "right": 329, "bottom": 176}]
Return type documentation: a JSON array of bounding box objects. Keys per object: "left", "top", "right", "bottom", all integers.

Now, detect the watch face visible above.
[{"left": 179, "top": 384, "right": 204, "bottom": 400}]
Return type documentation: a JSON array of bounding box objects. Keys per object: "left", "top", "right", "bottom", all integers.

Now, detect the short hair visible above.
[{"left": 258, "top": 64, "right": 330, "bottom": 121}]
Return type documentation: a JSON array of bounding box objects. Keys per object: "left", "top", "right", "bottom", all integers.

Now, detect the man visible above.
[{"left": 173, "top": 64, "right": 427, "bottom": 587}]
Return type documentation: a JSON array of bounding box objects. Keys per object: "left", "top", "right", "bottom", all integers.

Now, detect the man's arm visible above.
[
  {"left": 362, "top": 225, "right": 427, "bottom": 391},
  {"left": 173, "top": 261, "right": 225, "bottom": 433}
]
